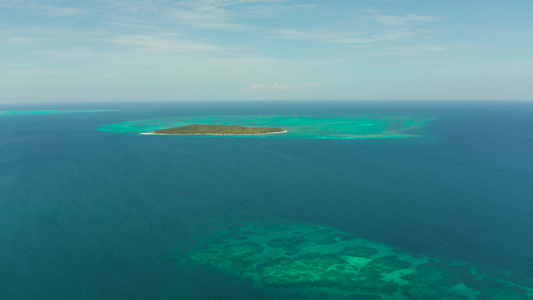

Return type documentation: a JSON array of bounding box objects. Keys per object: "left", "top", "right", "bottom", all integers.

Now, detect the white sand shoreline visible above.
[{"left": 140, "top": 129, "right": 288, "bottom": 136}]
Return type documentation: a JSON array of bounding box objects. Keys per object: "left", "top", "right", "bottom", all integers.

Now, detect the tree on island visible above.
[{"left": 153, "top": 124, "right": 286, "bottom": 135}]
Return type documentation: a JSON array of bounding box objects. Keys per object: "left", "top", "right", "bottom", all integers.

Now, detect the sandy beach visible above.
[{"left": 140, "top": 130, "right": 288, "bottom": 136}]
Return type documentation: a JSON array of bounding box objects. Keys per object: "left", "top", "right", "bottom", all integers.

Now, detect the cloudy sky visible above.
[{"left": 1, "top": 0, "right": 532, "bottom": 103}]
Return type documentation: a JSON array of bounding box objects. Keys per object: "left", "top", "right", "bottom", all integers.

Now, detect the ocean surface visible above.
[{"left": 1, "top": 100, "right": 532, "bottom": 299}]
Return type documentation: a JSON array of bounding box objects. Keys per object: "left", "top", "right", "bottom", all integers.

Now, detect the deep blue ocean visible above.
[{"left": 1, "top": 100, "right": 532, "bottom": 299}]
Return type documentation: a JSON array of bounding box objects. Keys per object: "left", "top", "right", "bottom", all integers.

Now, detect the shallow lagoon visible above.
[{"left": 98, "top": 115, "right": 431, "bottom": 139}]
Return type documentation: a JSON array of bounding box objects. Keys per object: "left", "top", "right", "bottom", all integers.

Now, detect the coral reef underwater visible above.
[{"left": 187, "top": 223, "right": 533, "bottom": 299}]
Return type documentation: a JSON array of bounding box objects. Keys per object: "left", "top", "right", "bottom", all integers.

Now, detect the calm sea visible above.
[{"left": 1, "top": 100, "right": 532, "bottom": 299}]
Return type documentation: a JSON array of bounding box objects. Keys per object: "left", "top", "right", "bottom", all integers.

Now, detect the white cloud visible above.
[
  {"left": 111, "top": 33, "right": 221, "bottom": 52},
  {"left": 5, "top": 36, "right": 37, "bottom": 44},
  {"left": 0, "top": 0, "right": 22, "bottom": 7},
  {"left": 211, "top": 56, "right": 279, "bottom": 65},
  {"left": 0, "top": 1, "right": 85, "bottom": 16},
  {"left": 39, "top": 47, "right": 118, "bottom": 60},
  {"left": 105, "top": 0, "right": 284, "bottom": 30},
  {"left": 271, "top": 9, "right": 442, "bottom": 45},
  {"left": 372, "top": 11, "right": 441, "bottom": 26},
  {"left": 246, "top": 82, "right": 320, "bottom": 91},
  {"left": 274, "top": 28, "right": 430, "bottom": 44},
  {"left": 274, "top": 30, "right": 373, "bottom": 44},
  {"left": 390, "top": 45, "right": 447, "bottom": 56},
  {"left": 166, "top": 6, "right": 240, "bottom": 30},
  {"left": 243, "top": 3, "right": 316, "bottom": 18},
  {"left": 32, "top": 4, "right": 85, "bottom": 16},
  {"left": 167, "top": 0, "right": 286, "bottom": 29}
]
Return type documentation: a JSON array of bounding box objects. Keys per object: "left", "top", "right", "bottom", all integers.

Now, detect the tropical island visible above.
[{"left": 142, "top": 124, "right": 287, "bottom": 135}]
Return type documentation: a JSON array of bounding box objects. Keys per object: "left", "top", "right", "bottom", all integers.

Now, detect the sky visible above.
[{"left": 1, "top": 0, "right": 533, "bottom": 103}]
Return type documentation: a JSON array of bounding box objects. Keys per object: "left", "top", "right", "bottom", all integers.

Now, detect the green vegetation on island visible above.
[{"left": 152, "top": 124, "right": 286, "bottom": 135}]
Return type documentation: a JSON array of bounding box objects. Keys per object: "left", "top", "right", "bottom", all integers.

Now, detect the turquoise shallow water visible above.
[
  {"left": 1, "top": 101, "right": 533, "bottom": 299},
  {"left": 187, "top": 222, "right": 533, "bottom": 299},
  {"left": 98, "top": 115, "right": 431, "bottom": 139}
]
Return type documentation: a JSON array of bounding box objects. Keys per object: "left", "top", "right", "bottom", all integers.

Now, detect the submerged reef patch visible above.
[
  {"left": 259, "top": 254, "right": 351, "bottom": 287},
  {"left": 98, "top": 115, "right": 431, "bottom": 139},
  {"left": 186, "top": 223, "right": 533, "bottom": 299},
  {"left": 188, "top": 242, "right": 264, "bottom": 276},
  {"left": 342, "top": 246, "right": 379, "bottom": 258}
]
